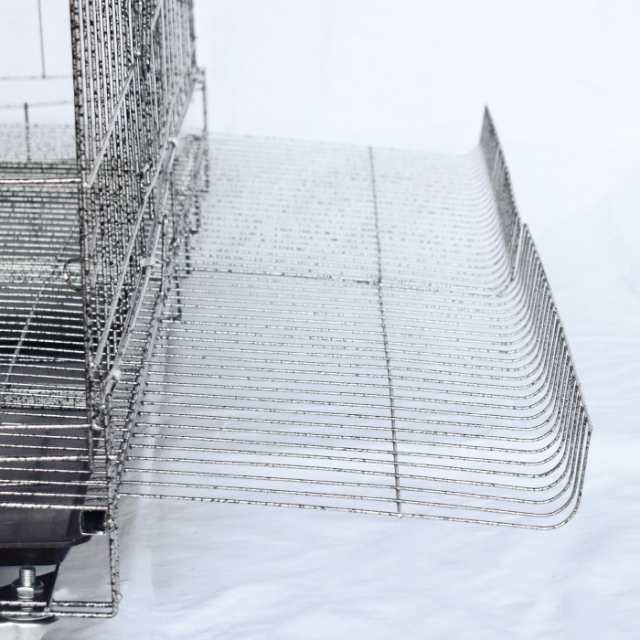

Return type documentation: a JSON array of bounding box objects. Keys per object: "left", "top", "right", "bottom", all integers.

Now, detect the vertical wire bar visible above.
[
  {"left": 368, "top": 146, "right": 402, "bottom": 513},
  {"left": 37, "top": 0, "right": 46, "bottom": 79},
  {"left": 23, "top": 102, "right": 31, "bottom": 162}
]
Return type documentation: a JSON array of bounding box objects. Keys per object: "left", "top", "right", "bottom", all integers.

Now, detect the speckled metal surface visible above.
[{"left": 120, "top": 112, "right": 591, "bottom": 530}]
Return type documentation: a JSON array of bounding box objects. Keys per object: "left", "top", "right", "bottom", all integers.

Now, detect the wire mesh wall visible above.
[{"left": 71, "top": 0, "right": 200, "bottom": 379}]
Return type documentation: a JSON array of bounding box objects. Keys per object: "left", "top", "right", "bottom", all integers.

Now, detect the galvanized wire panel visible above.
[{"left": 119, "top": 115, "right": 592, "bottom": 529}]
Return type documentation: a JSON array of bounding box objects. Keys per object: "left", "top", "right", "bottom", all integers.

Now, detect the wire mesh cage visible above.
[
  {"left": 0, "top": 0, "right": 208, "bottom": 621},
  {"left": 118, "top": 122, "right": 591, "bottom": 529},
  {"left": 0, "top": 0, "right": 592, "bottom": 628}
]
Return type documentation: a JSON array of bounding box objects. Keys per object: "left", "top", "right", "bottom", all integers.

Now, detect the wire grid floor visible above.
[{"left": 117, "top": 134, "right": 591, "bottom": 528}]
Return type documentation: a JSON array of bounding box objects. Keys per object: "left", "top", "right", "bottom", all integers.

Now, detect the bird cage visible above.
[{"left": 0, "top": 0, "right": 592, "bottom": 629}]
